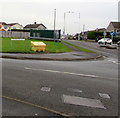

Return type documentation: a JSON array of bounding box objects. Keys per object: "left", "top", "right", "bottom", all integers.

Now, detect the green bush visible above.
[
  {"left": 98, "top": 36, "right": 111, "bottom": 39},
  {"left": 87, "top": 31, "right": 111, "bottom": 40},
  {"left": 87, "top": 32, "right": 96, "bottom": 39},
  {"left": 113, "top": 36, "right": 120, "bottom": 42}
]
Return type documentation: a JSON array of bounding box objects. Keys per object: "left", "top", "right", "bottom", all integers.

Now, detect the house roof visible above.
[
  {"left": 111, "top": 22, "right": 120, "bottom": 28},
  {"left": 95, "top": 28, "right": 106, "bottom": 31},
  {"left": 0, "top": 22, "right": 7, "bottom": 25},
  {"left": 0, "top": 22, "right": 20, "bottom": 26},
  {"left": 7, "top": 23, "right": 19, "bottom": 26},
  {"left": 24, "top": 24, "right": 47, "bottom": 29}
]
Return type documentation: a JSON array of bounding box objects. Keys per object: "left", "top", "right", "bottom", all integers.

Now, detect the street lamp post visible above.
[
  {"left": 63, "top": 11, "right": 74, "bottom": 36},
  {"left": 54, "top": 9, "right": 56, "bottom": 43},
  {"left": 82, "top": 24, "right": 85, "bottom": 40},
  {"left": 78, "top": 13, "right": 80, "bottom": 40},
  {"left": 63, "top": 12, "right": 66, "bottom": 35}
]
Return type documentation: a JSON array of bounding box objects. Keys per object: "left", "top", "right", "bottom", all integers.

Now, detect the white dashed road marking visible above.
[
  {"left": 25, "top": 67, "right": 100, "bottom": 78},
  {"left": 67, "top": 88, "right": 82, "bottom": 93},
  {"left": 25, "top": 67, "right": 111, "bottom": 110},
  {"left": 62, "top": 94, "right": 106, "bottom": 109},
  {"left": 107, "top": 59, "right": 118, "bottom": 64},
  {"left": 41, "top": 87, "right": 51, "bottom": 92},
  {"left": 99, "top": 93, "right": 110, "bottom": 99}
]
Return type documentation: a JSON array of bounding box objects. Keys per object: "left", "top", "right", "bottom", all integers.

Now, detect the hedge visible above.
[{"left": 87, "top": 31, "right": 111, "bottom": 39}]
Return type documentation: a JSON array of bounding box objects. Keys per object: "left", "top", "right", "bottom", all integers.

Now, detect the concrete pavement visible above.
[
  {"left": 0, "top": 40, "right": 104, "bottom": 61},
  {"left": 0, "top": 51, "right": 102, "bottom": 61}
]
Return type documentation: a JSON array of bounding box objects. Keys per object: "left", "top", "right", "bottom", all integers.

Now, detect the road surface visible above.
[
  {"left": 2, "top": 57, "right": 118, "bottom": 117},
  {"left": 64, "top": 40, "right": 118, "bottom": 59}
]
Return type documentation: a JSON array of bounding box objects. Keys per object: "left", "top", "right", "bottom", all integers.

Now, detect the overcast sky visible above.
[{"left": 0, "top": 0, "right": 119, "bottom": 34}]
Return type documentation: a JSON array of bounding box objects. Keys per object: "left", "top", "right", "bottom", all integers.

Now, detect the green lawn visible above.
[
  {"left": 63, "top": 41, "right": 95, "bottom": 53},
  {"left": 0, "top": 38, "right": 70, "bottom": 53}
]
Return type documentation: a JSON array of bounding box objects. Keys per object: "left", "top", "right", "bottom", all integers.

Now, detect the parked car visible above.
[
  {"left": 98, "top": 38, "right": 112, "bottom": 45},
  {"left": 117, "top": 41, "right": 120, "bottom": 45}
]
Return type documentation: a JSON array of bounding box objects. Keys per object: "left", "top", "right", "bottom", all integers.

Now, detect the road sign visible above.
[
  {"left": 110, "top": 32, "right": 115, "bottom": 36},
  {"left": 103, "top": 31, "right": 107, "bottom": 38},
  {"left": 103, "top": 31, "right": 107, "bottom": 36}
]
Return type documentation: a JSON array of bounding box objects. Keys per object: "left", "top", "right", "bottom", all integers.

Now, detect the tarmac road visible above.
[
  {"left": 63, "top": 40, "right": 118, "bottom": 59},
  {"left": 3, "top": 97, "right": 59, "bottom": 117},
  {"left": 2, "top": 58, "right": 118, "bottom": 117}
]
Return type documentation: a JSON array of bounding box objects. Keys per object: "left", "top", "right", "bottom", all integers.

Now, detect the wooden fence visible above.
[{"left": 0, "top": 31, "right": 30, "bottom": 38}]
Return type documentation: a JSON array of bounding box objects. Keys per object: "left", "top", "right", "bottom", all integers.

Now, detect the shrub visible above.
[
  {"left": 87, "top": 31, "right": 111, "bottom": 40},
  {"left": 98, "top": 36, "right": 111, "bottom": 40},
  {"left": 112, "top": 36, "right": 120, "bottom": 43},
  {"left": 87, "top": 31, "right": 96, "bottom": 39}
]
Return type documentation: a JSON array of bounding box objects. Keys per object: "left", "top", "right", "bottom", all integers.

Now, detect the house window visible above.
[
  {"left": 13, "top": 27, "right": 16, "bottom": 29},
  {"left": 116, "top": 29, "right": 120, "bottom": 33},
  {"left": 4, "top": 26, "right": 7, "bottom": 29}
]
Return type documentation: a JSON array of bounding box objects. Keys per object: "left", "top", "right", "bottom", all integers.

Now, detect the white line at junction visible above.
[
  {"left": 41, "top": 87, "right": 51, "bottom": 92},
  {"left": 99, "top": 93, "right": 110, "bottom": 99},
  {"left": 107, "top": 59, "right": 118, "bottom": 64},
  {"left": 25, "top": 67, "right": 100, "bottom": 78},
  {"left": 67, "top": 88, "right": 82, "bottom": 93},
  {"left": 62, "top": 94, "right": 106, "bottom": 109}
]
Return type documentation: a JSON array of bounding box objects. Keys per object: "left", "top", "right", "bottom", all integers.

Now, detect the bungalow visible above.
[
  {"left": 24, "top": 22, "right": 47, "bottom": 30},
  {"left": 7, "top": 23, "right": 23, "bottom": 30},
  {"left": 95, "top": 28, "right": 106, "bottom": 32},
  {"left": 0, "top": 22, "right": 10, "bottom": 31},
  {"left": 0, "top": 22, "right": 23, "bottom": 31},
  {"left": 107, "top": 22, "right": 120, "bottom": 37}
]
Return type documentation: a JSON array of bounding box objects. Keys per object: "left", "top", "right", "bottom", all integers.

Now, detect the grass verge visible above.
[
  {"left": 0, "top": 38, "right": 70, "bottom": 53},
  {"left": 63, "top": 41, "right": 95, "bottom": 53}
]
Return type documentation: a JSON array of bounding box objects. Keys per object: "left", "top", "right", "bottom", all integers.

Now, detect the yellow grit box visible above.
[{"left": 31, "top": 41, "right": 46, "bottom": 52}]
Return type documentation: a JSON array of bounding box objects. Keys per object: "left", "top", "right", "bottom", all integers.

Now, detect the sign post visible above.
[
  {"left": 103, "top": 31, "right": 107, "bottom": 38},
  {"left": 110, "top": 32, "right": 115, "bottom": 40}
]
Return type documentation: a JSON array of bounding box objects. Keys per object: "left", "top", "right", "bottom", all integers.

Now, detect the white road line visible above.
[
  {"left": 41, "top": 87, "right": 51, "bottom": 92},
  {"left": 25, "top": 67, "right": 61, "bottom": 73},
  {"left": 67, "top": 88, "right": 82, "bottom": 93},
  {"left": 107, "top": 59, "right": 118, "bottom": 64},
  {"left": 99, "top": 93, "right": 110, "bottom": 99},
  {"left": 25, "top": 67, "right": 100, "bottom": 78},
  {"left": 62, "top": 94, "right": 106, "bottom": 109}
]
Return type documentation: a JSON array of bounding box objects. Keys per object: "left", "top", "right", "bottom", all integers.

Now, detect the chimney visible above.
[{"left": 34, "top": 22, "right": 37, "bottom": 24}]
